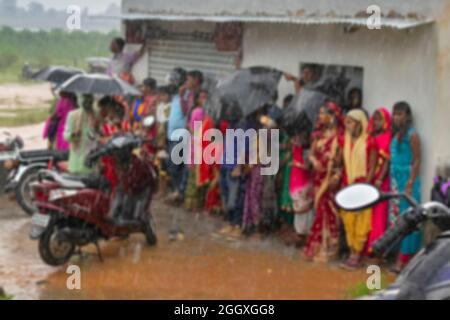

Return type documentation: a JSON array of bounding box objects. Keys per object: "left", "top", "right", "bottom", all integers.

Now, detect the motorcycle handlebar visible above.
[
  {"left": 85, "top": 148, "right": 108, "bottom": 168},
  {"left": 372, "top": 208, "right": 424, "bottom": 256}
]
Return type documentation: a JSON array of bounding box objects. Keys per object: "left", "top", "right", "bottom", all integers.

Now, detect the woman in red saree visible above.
[
  {"left": 98, "top": 99, "right": 130, "bottom": 192},
  {"left": 366, "top": 107, "right": 392, "bottom": 253},
  {"left": 303, "top": 102, "right": 344, "bottom": 262}
]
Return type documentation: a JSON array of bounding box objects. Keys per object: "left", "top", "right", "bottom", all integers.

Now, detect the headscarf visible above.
[
  {"left": 344, "top": 109, "right": 369, "bottom": 184},
  {"left": 368, "top": 107, "right": 391, "bottom": 135},
  {"left": 312, "top": 101, "right": 344, "bottom": 140},
  {"left": 368, "top": 107, "right": 392, "bottom": 161}
]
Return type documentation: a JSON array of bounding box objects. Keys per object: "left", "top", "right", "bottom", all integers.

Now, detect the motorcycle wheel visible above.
[
  {"left": 145, "top": 214, "right": 157, "bottom": 246},
  {"left": 38, "top": 222, "right": 75, "bottom": 266},
  {"left": 16, "top": 166, "right": 42, "bottom": 215}
]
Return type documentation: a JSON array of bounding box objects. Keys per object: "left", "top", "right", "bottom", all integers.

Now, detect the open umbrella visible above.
[
  {"left": 58, "top": 73, "right": 141, "bottom": 96},
  {"left": 208, "top": 66, "right": 282, "bottom": 121},
  {"left": 32, "top": 66, "right": 84, "bottom": 85},
  {"left": 283, "top": 88, "right": 329, "bottom": 125}
]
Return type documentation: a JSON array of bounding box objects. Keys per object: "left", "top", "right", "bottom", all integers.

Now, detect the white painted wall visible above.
[
  {"left": 242, "top": 22, "right": 438, "bottom": 199},
  {"left": 434, "top": 5, "right": 450, "bottom": 184}
]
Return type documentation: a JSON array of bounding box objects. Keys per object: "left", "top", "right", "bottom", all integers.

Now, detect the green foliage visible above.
[
  {"left": 0, "top": 107, "right": 51, "bottom": 127},
  {"left": 0, "top": 27, "right": 120, "bottom": 83},
  {"left": 0, "top": 51, "right": 19, "bottom": 71},
  {"left": 346, "top": 276, "right": 388, "bottom": 299}
]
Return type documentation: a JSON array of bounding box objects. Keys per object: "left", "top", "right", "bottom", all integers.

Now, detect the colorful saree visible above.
[
  {"left": 277, "top": 132, "right": 294, "bottom": 224},
  {"left": 340, "top": 109, "right": 372, "bottom": 254},
  {"left": 304, "top": 103, "right": 344, "bottom": 262},
  {"left": 289, "top": 142, "right": 314, "bottom": 235},
  {"left": 367, "top": 108, "right": 391, "bottom": 251}
]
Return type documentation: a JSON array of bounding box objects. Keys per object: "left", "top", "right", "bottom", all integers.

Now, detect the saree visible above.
[
  {"left": 183, "top": 107, "right": 206, "bottom": 211},
  {"left": 243, "top": 165, "right": 263, "bottom": 228},
  {"left": 304, "top": 133, "right": 341, "bottom": 261},
  {"left": 43, "top": 96, "right": 75, "bottom": 151},
  {"left": 289, "top": 143, "right": 314, "bottom": 235},
  {"left": 340, "top": 110, "right": 373, "bottom": 254},
  {"left": 278, "top": 132, "right": 294, "bottom": 222},
  {"left": 367, "top": 108, "right": 391, "bottom": 251},
  {"left": 303, "top": 102, "right": 344, "bottom": 261}
]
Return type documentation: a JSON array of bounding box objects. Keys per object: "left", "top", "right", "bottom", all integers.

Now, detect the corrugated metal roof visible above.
[
  {"left": 121, "top": 0, "right": 446, "bottom": 29},
  {"left": 112, "top": 12, "right": 432, "bottom": 29}
]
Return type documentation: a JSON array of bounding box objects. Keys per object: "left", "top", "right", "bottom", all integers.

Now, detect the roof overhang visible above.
[{"left": 96, "top": 12, "right": 434, "bottom": 30}]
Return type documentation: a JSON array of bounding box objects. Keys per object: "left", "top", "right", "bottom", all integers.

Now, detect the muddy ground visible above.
[{"left": 0, "top": 194, "right": 392, "bottom": 300}]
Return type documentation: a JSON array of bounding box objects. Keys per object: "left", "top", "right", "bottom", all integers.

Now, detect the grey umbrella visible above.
[
  {"left": 208, "top": 66, "right": 282, "bottom": 121},
  {"left": 58, "top": 73, "right": 141, "bottom": 96},
  {"left": 32, "top": 66, "right": 84, "bottom": 85},
  {"left": 283, "top": 88, "right": 329, "bottom": 126}
]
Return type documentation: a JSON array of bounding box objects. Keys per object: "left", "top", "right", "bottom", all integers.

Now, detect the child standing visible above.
[{"left": 289, "top": 131, "right": 314, "bottom": 246}]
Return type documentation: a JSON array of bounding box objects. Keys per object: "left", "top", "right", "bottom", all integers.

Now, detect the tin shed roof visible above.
[{"left": 119, "top": 0, "right": 447, "bottom": 29}]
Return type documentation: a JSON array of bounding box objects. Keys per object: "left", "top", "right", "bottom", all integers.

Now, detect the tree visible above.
[
  {"left": 1, "top": 0, "right": 18, "bottom": 15},
  {"left": 28, "top": 1, "right": 45, "bottom": 15}
]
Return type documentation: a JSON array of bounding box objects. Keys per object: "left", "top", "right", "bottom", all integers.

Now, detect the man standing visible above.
[
  {"left": 179, "top": 70, "right": 204, "bottom": 119},
  {"left": 63, "top": 94, "right": 97, "bottom": 175},
  {"left": 176, "top": 70, "right": 204, "bottom": 201},
  {"left": 107, "top": 37, "right": 147, "bottom": 83},
  {"left": 166, "top": 68, "right": 188, "bottom": 202}
]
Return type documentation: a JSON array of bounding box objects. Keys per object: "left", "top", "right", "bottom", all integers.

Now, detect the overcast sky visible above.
[{"left": 17, "top": 0, "right": 121, "bottom": 13}]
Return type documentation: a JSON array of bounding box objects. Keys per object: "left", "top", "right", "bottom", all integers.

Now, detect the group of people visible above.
[{"left": 42, "top": 37, "right": 425, "bottom": 274}]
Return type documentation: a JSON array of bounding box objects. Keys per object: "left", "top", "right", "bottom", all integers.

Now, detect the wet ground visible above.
[{"left": 0, "top": 194, "right": 393, "bottom": 300}]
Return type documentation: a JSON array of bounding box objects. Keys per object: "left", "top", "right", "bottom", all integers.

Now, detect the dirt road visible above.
[{"left": 0, "top": 195, "right": 391, "bottom": 300}]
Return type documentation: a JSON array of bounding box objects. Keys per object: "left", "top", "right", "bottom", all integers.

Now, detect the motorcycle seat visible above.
[
  {"left": 60, "top": 174, "right": 108, "bottom": 190},
  {"left": 19, "top": 149, "right": 69, "bottom": 161},
  {"left": 40, "top": 170, "right": 109, "bottom": 190}
]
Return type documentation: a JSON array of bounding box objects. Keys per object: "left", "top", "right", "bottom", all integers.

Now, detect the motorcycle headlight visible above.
[{"left": 4, "top": 159, "right": 19, "bottom": 170}]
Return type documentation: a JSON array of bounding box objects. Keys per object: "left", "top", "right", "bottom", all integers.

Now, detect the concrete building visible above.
[{"left": 119, "top": 0, "right": 450, "bottom": 198}]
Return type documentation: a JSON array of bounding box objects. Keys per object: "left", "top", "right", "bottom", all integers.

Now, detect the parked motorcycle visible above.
[
  {"left": 0, "top": 132, "right": 24, "bottom": 193},
  {"left": 3, "top": 143, "right": 68, "bottom": 215},
  {"left": 29, "top": 117, "right": 158, "bottom": 266},
  {"left": 336, "top": 183, "right": 450, "bottom": 300}
]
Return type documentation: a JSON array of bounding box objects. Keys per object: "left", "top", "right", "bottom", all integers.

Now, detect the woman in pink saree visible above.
[
  {"left": 43, "top": 92, "right": 77, "bottom": 151},
  {"left": 366, "top": 107, "right": 392, "bottom": 253}
]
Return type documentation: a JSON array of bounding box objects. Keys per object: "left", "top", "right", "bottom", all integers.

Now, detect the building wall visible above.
[
  {"left": 435, "top": 1, "right": 450, "bottom": 180},
  {"left": 242, "top": 22, "right": 438, "bottom": 198}
]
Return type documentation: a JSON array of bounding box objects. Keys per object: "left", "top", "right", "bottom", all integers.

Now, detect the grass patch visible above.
[
  {"left": 0, "top": 293, "right": 13, "bottom": 300},
  {"left": 0, "top": 288, "right": 13, "bottom": 300},
  {"left": 346, "top": 276, "right": 390, "bottom": 299},
  {"left": 0, "top": 27, "right": 120, "bottom": 84},
  {"left": 0, "top": 107, "right": 49, "bottom": 127}
]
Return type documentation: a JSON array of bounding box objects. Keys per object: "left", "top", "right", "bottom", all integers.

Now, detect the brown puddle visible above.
[{"left": 0, "top": 197, "right": 394, "bottom": 300}]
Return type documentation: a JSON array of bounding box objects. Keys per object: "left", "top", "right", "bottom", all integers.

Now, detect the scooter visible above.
[
  {"left": 29, "top": 117, "right": 158, "bottom": 266},
  {"left": 336, "top": 183, "right": 450, "bottom": 300}
]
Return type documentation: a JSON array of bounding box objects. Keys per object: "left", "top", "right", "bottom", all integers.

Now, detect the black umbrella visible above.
[
  {"left": 208, "top": 67, "right": 282, "bottom": 121},
  {"left": 32, "top": 66, "right": 84, "bottom": 85},
  {"left": 58, "top": 73, "right": 141, "bottom": 96},
  {"left": 283, "top": 89, "right": 329, "bottom": 125}
]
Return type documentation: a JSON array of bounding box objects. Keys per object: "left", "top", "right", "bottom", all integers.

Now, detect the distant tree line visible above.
[
  {"left": 0, "top": 27, "right": 119, "bottom": 82},
  {"left": 0, "top": 0, "right": 120, "bottom": 32}
]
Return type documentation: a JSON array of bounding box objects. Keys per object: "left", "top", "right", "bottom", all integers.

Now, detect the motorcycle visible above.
[
  {"left": 2, "top": 141, "right": 68, "bottom": 215},
  {"left": 29, "top": 116, "right": 158, "bottom": 266},
  {"left": 336, "top": 183, "right": 450, "bottom": 300},
  {"left": 0, "top": 132, "right": 24, "bottom": 193}
]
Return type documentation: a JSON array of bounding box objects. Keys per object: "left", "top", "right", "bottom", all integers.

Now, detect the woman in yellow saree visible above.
[{"left": 340, "top": 109, "right": 374, "bottom": 270}]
